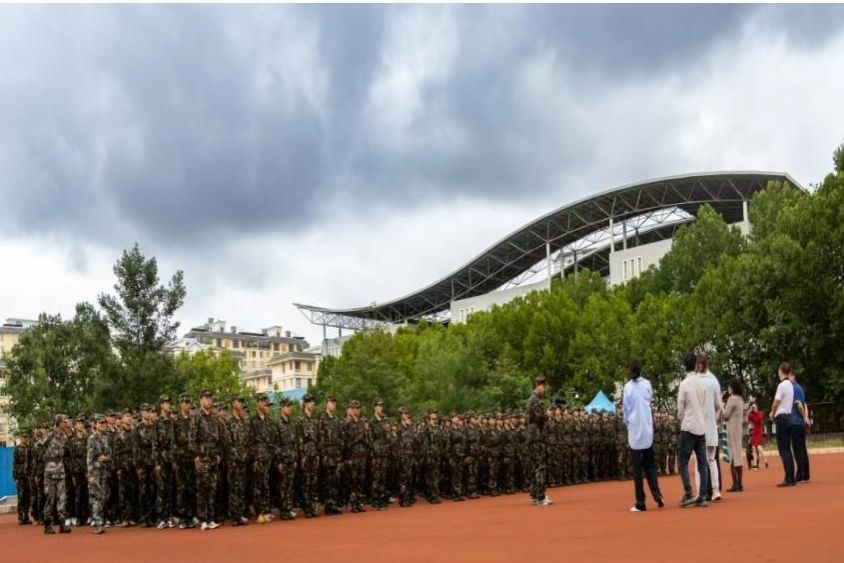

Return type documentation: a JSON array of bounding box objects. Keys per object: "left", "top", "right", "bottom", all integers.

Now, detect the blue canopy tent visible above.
[{"left": 584, "top": 390, "right": 615, "bottom": 413}]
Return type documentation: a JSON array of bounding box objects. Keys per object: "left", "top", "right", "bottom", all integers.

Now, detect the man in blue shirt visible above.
[
  {"left": 623, "top": 358, "right": 664, "bottom": 512},
  {"left": 789, "top": 370, "right": 811, "bottom": 483}
]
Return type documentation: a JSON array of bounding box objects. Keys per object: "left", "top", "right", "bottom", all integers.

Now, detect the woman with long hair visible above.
[
  {"left": 723, "top": 380, "right": 746, "bottom": 491},
  {"left": 747, "top": 403, "right": 768, "bottom": 469}
]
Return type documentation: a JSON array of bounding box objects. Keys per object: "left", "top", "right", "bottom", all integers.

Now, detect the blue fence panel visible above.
[{"left": 0, "top": 447, "right": 15, "bottom": 497}]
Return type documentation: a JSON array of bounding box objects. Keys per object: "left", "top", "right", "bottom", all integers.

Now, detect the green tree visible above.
[
  {"left": 97, "top": 244, "right": 186, "bottom": 406},
  {"left": 3, "top": 304, "right": 117, "bottom": 428},
  {"left": 175, "top": 349, "right": 248, "bottom": 400}
]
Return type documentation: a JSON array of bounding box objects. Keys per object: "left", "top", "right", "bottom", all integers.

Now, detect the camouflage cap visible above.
[
  {"left": 140, "top": 403, "right": 153, "bottom": 412},
  {"left": 427, "top": 408, "right": 438, "bottom": 415},
  {"left": 179, "top": 393, "right": 192, "bottom": 403},
  {"left": 75, "top": 415, "right": 86, "bottom": 423},
  {"left": 230, "top": 395, "right": 245, "bottom": 404},
  {"left": 54, "top": 414, "right": 68, "bottom": 424},
  {"left": 374, "top": 398, "right": 384, "bottom": 406},
  {"left": 199, "top": 389, "right": 214, "bottom": 398},
  {"left": 349, "top": 399, "right": 361, "bottom": 408},
  {"left": 302, "top": 393, "right": 315, "bottom": 404},
  {"left": 326, "top": 395, "right": 337, "bottom": 402},
  {"left": 93, "top": 414, "right": 106, "bottom": 423},
  {"left": 255, "top": 392, "right": 269, "bottom": 403},
  {"left": 122, "top": 408, "right": 133, "bottom": 416},
  {"left": 398, "top": 406, "right": 409, "bottom": 414},
  {"left": 279, "top": 397, "right": 293, "bottom": 407},
  {"left": 212, "top": 402, "right": 222, "bottom": 409},
  {"left": 159, "top": 394, "right": 172, "bottom": 405}
]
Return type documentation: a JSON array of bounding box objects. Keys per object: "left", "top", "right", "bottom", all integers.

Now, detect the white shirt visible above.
[
  {"left": 623, "top": 377, "right": 654, "bottom": 450},
  {"left": 699, "top": 371, "right": 722, "bottom": 446},
  {"left": 774, "top": 379, "right": 794, "bottom": 417},
  {"left": 677, "top": 372, "right": 707, "bottom": 436}
]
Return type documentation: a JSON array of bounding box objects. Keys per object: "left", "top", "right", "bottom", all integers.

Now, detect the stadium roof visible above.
[{"left": 295, "top": 171, "right": 801, "bottom": 330}]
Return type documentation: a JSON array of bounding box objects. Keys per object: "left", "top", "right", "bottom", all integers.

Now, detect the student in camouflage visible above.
[
  {"left": 136, "top": 404, "right": 157, "bottom": 527},
  {"left": 226, "top": 395, "right": 250, "bottom": 525},
  {"left": 193, "top": 390, "right": 224, "bottom": 530},
  {"left": 526, "top": 378, "right": 551, "bottom": 507},
  {"left": 251, "top": 393, "right": 277, "bottom": 524},
  {"left": 42, "top": 414, "right": 72, "bottom": 534},
  {"left": 275, "top": 397, "right": 298, "bottom": 520},
  {"left": 344, "top": 400, "right": 369, "bottom": 513},
  {"left": 13, "top": 431, "right": 32, "bottom": 525},
  {"left": 87, "top": 415, "right": 112, "bottom": 535},
  {"left": 318, "top": 396, "right": 344, "bottom": 516},
  {"left": 174, "top": 394, "right": 197, "bottom": 528},
  {"left": 370, "top": 399, "right": 390, "bottom": 510},
  {"left": 297, "top": 394, "right": 320, "bottom": 518},
  {"left": 396, "top": 407, "right": 417, "bottom": 507},
  {"left": 154, "top": 395, "right": 176, "bottom": 529}
]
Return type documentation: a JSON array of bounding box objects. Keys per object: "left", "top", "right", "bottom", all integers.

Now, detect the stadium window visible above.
[
  {"left": 637, "top": 256, "right": 643, "bottom": 276},
  {"left": 623, "top": 260, "right": 629, "bottom": 281},
  {"left": 295, "top": 360, "right": 301, "bottom": 371}
]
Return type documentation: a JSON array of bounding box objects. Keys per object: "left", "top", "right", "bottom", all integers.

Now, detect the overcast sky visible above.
[{"left": 2, "top": 4, "right": 843, "bottom": 345}]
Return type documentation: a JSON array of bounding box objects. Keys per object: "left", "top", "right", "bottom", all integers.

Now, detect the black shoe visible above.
[
  {"left": 59, "top": 522, "right": 72, "bottom": 534},
  {"left": 695, "top": 498, "right": 709, "bottom": 507},
  {"left": 656, "top": 496, "right": 665, "bottom": 508},
  {"left": 679, "top": 494, "right": 696, "bottom": 508},
  {"left": 776, "top": 481, "right": 795, "bottom": 487},
  {"left": 44, "top": 523, "right": 55, "bottom": 535}
]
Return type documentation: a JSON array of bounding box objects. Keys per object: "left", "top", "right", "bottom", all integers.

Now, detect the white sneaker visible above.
[
  {"left": 207, "top": 521, "right": 221, "bottom": 530},
  {"left": 71, "top": 518, "right": 79, "bottom": 526},
  {"left": 712, "top": 493, "right": 722, "bottom": 502},
  {"left": 200, "top": 522, "right": 209, "bottom": 531},
  {"left": 542, "top": 495, "right": 554, "bottom": 505},
  {"left": 156, "top": 520, "right": 167, "bottom": 530},
  {"left": 167, "top": 519, "right": 176, "bottom": 528},
  {"left": 630, "top": 506, "right": 644, "bottom": 512}
]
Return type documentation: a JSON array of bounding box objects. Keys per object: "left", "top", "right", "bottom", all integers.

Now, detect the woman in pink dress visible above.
[{"left": 747, "top": 403, "right": 768, "bottom": 469}]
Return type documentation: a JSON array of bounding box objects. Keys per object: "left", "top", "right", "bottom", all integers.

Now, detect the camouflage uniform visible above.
[
  {"left": 369, "top": 413, "right": 390, "bottom": 509},
  {"left": 396, "top": 418, "right": 417, "bottom": 506},
  {"left": 343, "top": 412, "right": 369, "bottom": 512},
  {"left": 173, "top": 410, "right": 196, "bottom": 524},
  {"left": 154, "top": 409, "right": 176, "bottom": 524},
  {"left": 30, "top": 430, "right": 46, "bottom": 522},
  {"left": 86, "top": 427, "right": 112, "bottom": 528},
  {"left": 275, "top": 411, "right": 298, "bottom": 519},
  {"left": 42, "top": 425, "right": 71, "bottom": 527},
  {"left": 13, "top": 437, "right": 31, "bottom": 524},
  {"left": 667, "top": 416, "right": 679, "bottom": 475},
  {"left": 68, "top": 427, "right": 89, "bottom": 523},
  {"left": 135, "top": 417, "right": 157, "bottom": 525},
  {"left": 484, "top": 423, "right": 501, "bottom": 495},
  {"left": 421, "top": 417, "right": 443, "bottom": 503},
  {"left": 501, "top": 421, "right": 516, "bottom": 494},
  {"left": 114, "top": 422, "right": 139, "bottom": 523},
  {"left": 318, "top": 411, "right": 344, "bottom": 514},
  {"left": 448, "top": 422, "right": 466, "bottom": 500},
  {"left": 192, "top": 405, "right": 224, "bottom": 523},
  {"left": 250, "top": 412, "right": 277, "bottom": 516},
  {"left": 464, "top": 420, "right": 481, "bottom": 499},
  {"left": 226, "top": 411, "right": 250, "bottom": 522},
  {"left": 526, "top": 392, "right": 547, "bottom": 501},
  {"left": 297, "top": 409, "right": 320, "bottom": 517}
]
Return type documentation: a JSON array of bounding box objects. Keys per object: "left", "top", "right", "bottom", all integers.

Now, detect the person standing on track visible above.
[
  {"left": 788, "top": 369, "right": 811, "bottom": 484},
  {"left": 193, "top": 389, "right": 224, "bottom": 530},
  {"left": 87, "top": 415, "right": 112, "bottom": 535},
  {"left": 771, "top": 362, "right": 796, "bottom": 487},
  {"left": 677, "top": 353, "right": 709, "bottom": 508},
  {"left": 526, "top": 377, "right": 552, "bottom": 507},
  {"left": 723, "top": 380, "right": 746, "bottom": 492},
  {"left": 622, "top": 359, "right": 664, "bottom": 512},
  {"left": 747, "top": 403, "right": 767, "bottom": 469},
  {"left": 696, "top": 353, "right": 723, "bottom": 502}
]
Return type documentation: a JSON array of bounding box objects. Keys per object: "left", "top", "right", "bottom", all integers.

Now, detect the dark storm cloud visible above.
[{"left": 1, "top": 4, "right": 842, "bottom": 244}]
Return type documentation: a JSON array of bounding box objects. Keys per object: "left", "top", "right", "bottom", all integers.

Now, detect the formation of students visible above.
[{"left": 11, "top": 353, "right": 813, "bottom": 535}]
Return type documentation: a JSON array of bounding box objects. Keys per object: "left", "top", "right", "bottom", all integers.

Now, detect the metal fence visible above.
[{"left": 808, "top": 402, "right": 843, "bottom": 435}]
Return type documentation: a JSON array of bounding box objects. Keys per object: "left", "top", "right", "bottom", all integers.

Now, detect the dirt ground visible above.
[{"left": 3, "top": 454, "right": 842, "bottom": 563}]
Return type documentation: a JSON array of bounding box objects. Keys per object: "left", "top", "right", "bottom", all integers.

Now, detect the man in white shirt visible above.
[
  {"left": 676, "top": 353, "right": 709, "bottom": 507},
  {"left": 696, "top": 353, "right": 723, "bottom": 502},
  {"left": 770, "top": 362, "right": 796, "bottom": 487},
  {"left": 623, "top": 358, "right": 664, "bottom": 512}
]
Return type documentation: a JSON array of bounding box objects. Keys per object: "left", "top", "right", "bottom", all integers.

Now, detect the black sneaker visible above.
[
  {"left": 679, "top": 494, "right": 696, "bottom": 508},
  {"left": 776, "top": 481, "right": 796, "bottom": 487},
  {"left": 695, "top": 498, "right": 709, "bottom": 507},
  {"left": 656, "top": 496, "right": 665, "bottom": 508}
]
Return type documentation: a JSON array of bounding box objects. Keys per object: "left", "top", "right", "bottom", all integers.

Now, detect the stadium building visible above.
[{"left": 295, "top": 172, "right": 801, "bottom": 351}]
